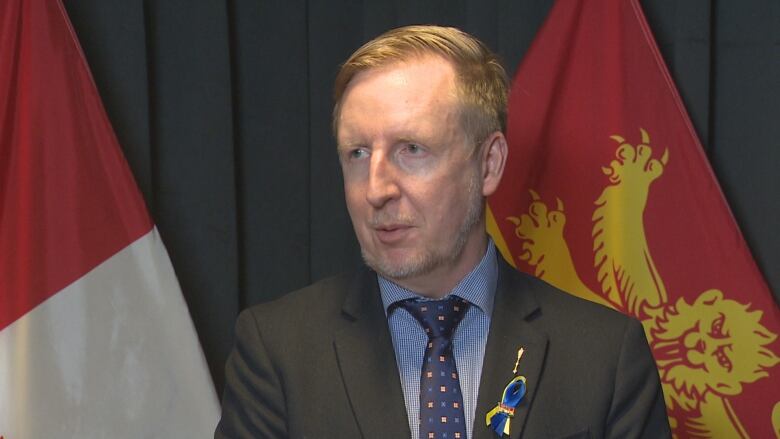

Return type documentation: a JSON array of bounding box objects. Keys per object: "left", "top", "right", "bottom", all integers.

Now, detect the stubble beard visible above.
[{"left": 360, "top": 172, "right": 484, "bottom": 281}]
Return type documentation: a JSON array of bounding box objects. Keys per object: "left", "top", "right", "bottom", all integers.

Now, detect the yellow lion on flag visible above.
[{"left": 504, "top": 130, "right": 779, "bottom": 438}]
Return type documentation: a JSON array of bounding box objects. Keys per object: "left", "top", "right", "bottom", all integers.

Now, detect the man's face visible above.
[{"left": 336, "top": 56, "right": 487, "bottom": 292}]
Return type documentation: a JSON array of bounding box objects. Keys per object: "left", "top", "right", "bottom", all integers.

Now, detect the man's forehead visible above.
[
  {"left": 337, "top": 123, "right": 439, "bottom": 146},
  {"left": 340, "top": 58, "right": 459, "bottom": 117}
]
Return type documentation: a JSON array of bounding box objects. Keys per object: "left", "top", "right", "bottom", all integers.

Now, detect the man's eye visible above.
[
  {"left": 403, "top": 143, "right": 424, "bottom": 154},
  {"left": 348, "top": 148, "right": 369, "bottom": 159}
]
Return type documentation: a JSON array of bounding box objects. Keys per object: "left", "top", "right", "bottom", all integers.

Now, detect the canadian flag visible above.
[{"left": 0, "top": 0, "right": 219, "bottom": 437}]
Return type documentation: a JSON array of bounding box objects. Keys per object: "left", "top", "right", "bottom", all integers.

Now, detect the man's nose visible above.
[{"left": 366, "top": 153, "right": 401, "bottom": 208}]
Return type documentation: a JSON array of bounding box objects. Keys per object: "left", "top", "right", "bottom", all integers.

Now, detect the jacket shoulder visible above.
[
  {"left": 235, "top": 268, "right": 378, "bottom": 348},
  {"left": 252, "top": 271, "right": 353, "bottom": 309}
]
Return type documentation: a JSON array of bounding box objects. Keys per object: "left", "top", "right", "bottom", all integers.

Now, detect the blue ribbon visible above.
[{"left": 485, "top": 375, "right": 527, "bottom": 436}]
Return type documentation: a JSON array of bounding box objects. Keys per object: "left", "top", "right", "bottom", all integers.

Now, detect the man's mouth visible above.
[{"left": 373, "top": 224, "right": 413, "bottom": 244}]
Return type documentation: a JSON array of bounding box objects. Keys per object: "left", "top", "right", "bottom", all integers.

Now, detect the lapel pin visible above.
[{"left": 486, "top": 348, "right": 528, "bottom": 437}]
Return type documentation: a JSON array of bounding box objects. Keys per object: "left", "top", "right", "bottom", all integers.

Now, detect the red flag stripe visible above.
[{"left": 0, "top": 0, "right": 151, "bottom": 330}]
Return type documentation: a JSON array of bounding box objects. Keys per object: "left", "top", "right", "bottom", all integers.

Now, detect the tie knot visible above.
[{"left": 400, "top": 296, "right": 470, "bottom": 340}]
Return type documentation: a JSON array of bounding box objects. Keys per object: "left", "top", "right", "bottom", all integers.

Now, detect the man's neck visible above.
[{"left": 387, "top": 234, "right": 489, "bottom": 298}]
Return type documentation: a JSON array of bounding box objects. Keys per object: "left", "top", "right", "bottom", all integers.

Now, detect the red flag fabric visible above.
[
  {"left": 0, "top": 0, "right": 150, "bottom": 332},
  {"left": 0, "top": 0, "right": 219, "bottom": 435},
  {"left": 487, "top": 0, "right": 780, "bottom": 437}
]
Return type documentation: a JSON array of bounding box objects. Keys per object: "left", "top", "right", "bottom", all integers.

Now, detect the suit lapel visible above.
[
  {"left": 473, "top": 261, "right": 549, "bottom": 439},
  {"left": 333, "top": 268, "right": 410, "bottom": 438}
]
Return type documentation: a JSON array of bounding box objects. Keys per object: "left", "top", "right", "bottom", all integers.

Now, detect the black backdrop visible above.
[{"left": 61, "top": 0, "right": 779, "bottom": 396}]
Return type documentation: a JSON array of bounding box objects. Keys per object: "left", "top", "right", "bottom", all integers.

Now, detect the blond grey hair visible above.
[{"left": 333, "top": 25, "right": 508, "bottom": 143}]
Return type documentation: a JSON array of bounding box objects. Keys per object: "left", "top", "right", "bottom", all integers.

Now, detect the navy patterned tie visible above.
[{"left": 401, "top": 296, "right": 470, "bottom": 439}]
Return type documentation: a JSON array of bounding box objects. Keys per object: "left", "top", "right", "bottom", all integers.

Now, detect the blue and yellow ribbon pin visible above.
[{"left": 485, "top": 348, "right": 527, "bottom": 437}]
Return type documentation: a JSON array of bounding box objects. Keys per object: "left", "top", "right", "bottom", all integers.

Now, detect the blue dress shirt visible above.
[{"left": 379, "top": 241, "right": 497, "bottom": 439}]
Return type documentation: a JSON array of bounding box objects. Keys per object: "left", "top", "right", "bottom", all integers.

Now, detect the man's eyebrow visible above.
[{"left": 336, "top": 141, "right": 364, "bottom": 151}]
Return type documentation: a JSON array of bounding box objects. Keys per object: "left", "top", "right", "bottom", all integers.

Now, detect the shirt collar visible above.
[{"left": 378, "top": 239, "right": 497, "bottom": 317}]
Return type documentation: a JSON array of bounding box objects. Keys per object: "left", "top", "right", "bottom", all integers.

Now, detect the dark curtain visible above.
[{"left": 62, "top": 0, "right": 779, "bottom": 396}]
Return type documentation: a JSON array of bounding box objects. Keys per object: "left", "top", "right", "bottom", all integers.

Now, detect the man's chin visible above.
[{"left": 361, "top": 249, "right": 438, "bottom": 281}]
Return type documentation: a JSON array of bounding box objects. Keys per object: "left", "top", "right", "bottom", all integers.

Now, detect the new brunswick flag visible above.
[
  {"left": 0, "top": 0, "right": 219, "bottom": 436},
  {"left": 487, "top": 0, "right": 780, "bottom": 437}
]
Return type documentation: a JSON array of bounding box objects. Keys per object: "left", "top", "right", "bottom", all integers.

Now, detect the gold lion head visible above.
[{"left": 650, "top": 289, "right": 779, "bottom": 410}]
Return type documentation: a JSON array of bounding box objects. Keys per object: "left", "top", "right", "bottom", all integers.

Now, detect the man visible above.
[{"left": 216, "top": 26, "right": 670, "bottom": 439}]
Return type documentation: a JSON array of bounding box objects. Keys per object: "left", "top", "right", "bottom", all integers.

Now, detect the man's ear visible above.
[{"left": 479, "top": 131, "right": 508, "bottom": 197}]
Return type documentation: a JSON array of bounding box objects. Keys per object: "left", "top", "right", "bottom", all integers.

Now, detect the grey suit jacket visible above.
[{"left": 215, "top": 258, "right": 670, "bottom": 438}]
